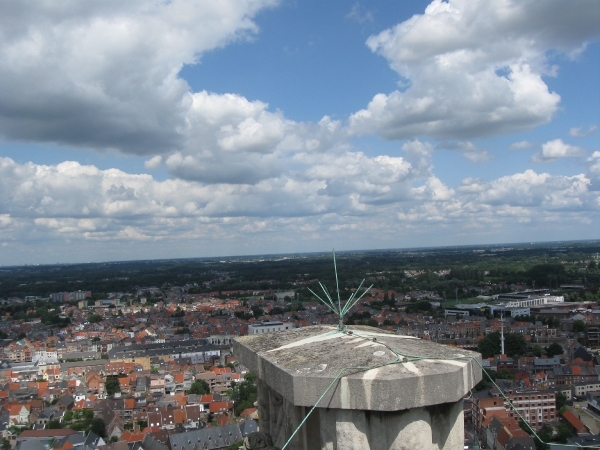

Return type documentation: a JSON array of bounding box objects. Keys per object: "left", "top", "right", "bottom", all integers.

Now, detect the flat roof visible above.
[{"left": 248, "top": 321, "right": 286, "bottom": 328}]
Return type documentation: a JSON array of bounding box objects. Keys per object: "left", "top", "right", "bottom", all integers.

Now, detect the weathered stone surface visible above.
[
  {"left": 243, "top": 431, "right": 280, "bottom": 450},
  {"left": 234, "top": 325, "right": 481, "bottom": 411},
  {"left": 317, "top": 401, "right": 464, "bottom": 450},
  {"left": 254, "top": 379, "right": 465, "bottom": 450},
  {"left": 234, "top": 325, "right": 482, "bottom": 450}
]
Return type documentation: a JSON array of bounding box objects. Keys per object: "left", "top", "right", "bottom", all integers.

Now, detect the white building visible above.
[{"left": 248, "top": 321, "right": 294, "bottom": 335}]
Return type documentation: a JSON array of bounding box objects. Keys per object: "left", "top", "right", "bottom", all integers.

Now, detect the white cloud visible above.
[
  {"left": 438, "top": 141, "right": 492, "bottom": 162},
  {"left": 165, "top": 91, "right": 342, "bottom": 184},
  {"left": 509, "top": 141, "right": 534, "bottom": 150},
  {"left": 569, "top": 125, "right": 598, "bottom": 137},
  {"left": 144, "top": 155, "right": 162, "bottom": 170},
  {"left": 346, "top": 3, "right": 374, "bottom": 24},
  {"left": 459, "top": 170, "right": 592, "bottom": 210},
  {"left": 0, "top": 142, "right": 432, "bottom": 231},
  {"left": 349, "top": 0, "right": 599, "bottom": 140},
  {"left": 588, "top": 152, "right": 600, "bottom": 191},
  {"left": 0, "top": 1, "right": 599, "bottom": 263},
  {"left": 531, "top": 139, "right": 586, "bottom": 162},
  {"left": 0, "top": 0, "right": 278, "bottom": 154},
  {"left": 401, "top": 140, "right": 433, "bottom": 176},
  {"left": 1, "top": 157, "right": 598, "bottom": 264}
]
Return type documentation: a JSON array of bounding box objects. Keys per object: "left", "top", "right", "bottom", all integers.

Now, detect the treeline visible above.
[
  {"left": 0, "top": 299, "right": 71, "bottom": 327},
  {"left": 1, "top": 242, "right": 599, "bottom": 299}
]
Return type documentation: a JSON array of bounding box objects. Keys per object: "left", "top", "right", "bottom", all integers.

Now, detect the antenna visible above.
[
  {"left": 500, "top": 310, "right": 505, "bottom": 356},
  {"left": 307, "top": 250, "right": 374, "bottom": 332}
]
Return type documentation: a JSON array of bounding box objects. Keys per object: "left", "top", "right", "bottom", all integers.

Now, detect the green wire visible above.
[
  {"left": 278, "top": 329, "right": 600, "bottom": 450},
  {"left": 280, "top": 329, "right": 403, "bottom": 450},
  {"left": 288, "top": 253, "right": 595, "bottom": 448}
]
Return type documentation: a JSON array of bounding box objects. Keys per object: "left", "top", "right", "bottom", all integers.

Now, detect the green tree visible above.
[
  {"left": 233, "top": 373, "right": 258, "bottom": 416},
  {"left": 477, "top": 332, "right": 527, "bottom": 358},
  {"left": 105, "top": 376, "right": 120, "bottom": 396},
  {"left": 46, "top": 420, "right": 62, "bottom": 429},
  {"left": 573, "top": 320, "right": 586, "bottom": 333},
  {"left": 82, "top": 409, "right": 94, "bottom": 422},
  {"left": 405, "top": 301, "right": 432, "bottom": 314},
  {"left": 534, "top": 424, "right": 552, "bottom": 450},
  {"left": 526, "top": 263, "right": 565, "bottom": 287},
  {"left": 478, "top": 332, "right": 501, "bottom": 358},
  {"left": 88, "top": 314, "right": 103, "bottom": 323},
  {"left": 545, "top": 343, "right": 563, "bottom": 358},
  {"left": 90, "top": 418, "right": 106, "bottom": 437},
  {"left": 505, "top": 333, "right": 528, "bottom": 357},
  {"left": 530, "top": 345, "right": 543, "bottom": 357},
  {"left": 188, "top": 379, "right": 210, "bottom": 395},
  {"left": 555, "top": 391, "right": 567, "bottom": 410},
  {"left": 556, "top": 422, "right": 574, "bottom": 443}
]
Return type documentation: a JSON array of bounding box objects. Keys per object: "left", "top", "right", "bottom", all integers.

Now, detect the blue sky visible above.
[{"left": 0, "top": 0, "right": 599, "bottom": 265}]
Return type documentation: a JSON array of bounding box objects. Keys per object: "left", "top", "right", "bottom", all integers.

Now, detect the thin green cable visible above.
[
  {"left": 289, "top": 254, "right": 595, "bottom": 448},
  {"left": 280, "top": 330, "right": 405, "bottom": 450},
  {"left": 348, "top": 330, "right": 600, "bottom": 449},
  {"left": 279, "top": 329, "right": 600, "bottom": 450}
]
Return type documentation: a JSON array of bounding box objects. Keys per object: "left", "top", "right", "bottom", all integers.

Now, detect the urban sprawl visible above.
[{"left": 1, "top": 253, "right": 600, "bottom": 449}]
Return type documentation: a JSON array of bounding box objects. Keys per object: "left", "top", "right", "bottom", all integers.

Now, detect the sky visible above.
[{"left": 0, "top": 0, "right": 599, "bottom": 265}]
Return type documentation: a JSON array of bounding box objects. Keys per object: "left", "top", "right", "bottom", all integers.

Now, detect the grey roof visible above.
[
  {"left": 239, "top": 420, "right": 257, "bottom": 437},
  {"left": 16, "top": 440, "right": 47, "bottom": 450},
  {"left": 84, "top": 432, "right": 103, "bottom": 447},
  {"left": 108, "top": 339, "right": 218, "bottom": 359},
  {"left": 60, "top": 360, "right": 107, "bottom": 371},
  {"left": 533, "top": 356, "right": 560, "bottom": 366},
  {"left": 142, "top": 434, "right": 166, "bottom": 450},
  {"left": 572, "top": 380, "right": 600, "bottom": 386},
  {"left": 53, "top": 434, "right": 87, "bottom": 449},
  {"left": 186, "top": 394, "right": 201, "bottom": 404},
  {"left": 505, "top": 438, "right": 535, "bottom": 450},
  {"left": 59, "top": 394, "right": 74, "bottom": 405},
  {"left": 486, "top": 416, "right": 505, "bottom": 436},
  {"left": 168, "top": 424, "right": 242, "bottom": 450},
  {"left": 567, "top": 435, "right": 600, "bottom": 446},
  {"left": 105, "top": 442, "right": 130, "bottom": 450}
]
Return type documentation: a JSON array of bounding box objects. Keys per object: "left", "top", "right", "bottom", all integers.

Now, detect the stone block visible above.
[{"left": 234, "top": 325, "right": 482, "bottom": 450}]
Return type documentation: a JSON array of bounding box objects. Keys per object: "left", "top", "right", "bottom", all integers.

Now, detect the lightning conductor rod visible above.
[
  {"left": 333, "top": 249, "right": 343, "bottom": 331},
  {"left": 501, "top": 310, "right": 505, "bottom": 356}
]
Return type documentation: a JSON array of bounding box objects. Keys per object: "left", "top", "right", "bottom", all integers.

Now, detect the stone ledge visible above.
[{"left": 234, "top": 325, "right": 482, "bottom": 411}]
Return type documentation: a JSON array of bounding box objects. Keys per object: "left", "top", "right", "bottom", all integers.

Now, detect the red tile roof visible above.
[{"left": 562, "top": 410, "right": 587, "bottom": 433}]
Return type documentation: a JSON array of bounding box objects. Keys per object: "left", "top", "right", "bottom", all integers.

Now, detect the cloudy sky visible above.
[{"left": 0, "top": 0, "right": 599, "bottom": 265}]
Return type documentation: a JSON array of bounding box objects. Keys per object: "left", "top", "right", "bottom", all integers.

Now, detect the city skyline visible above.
[{"left": 0, "top": 0, "right": 599, "bottom": 265}]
